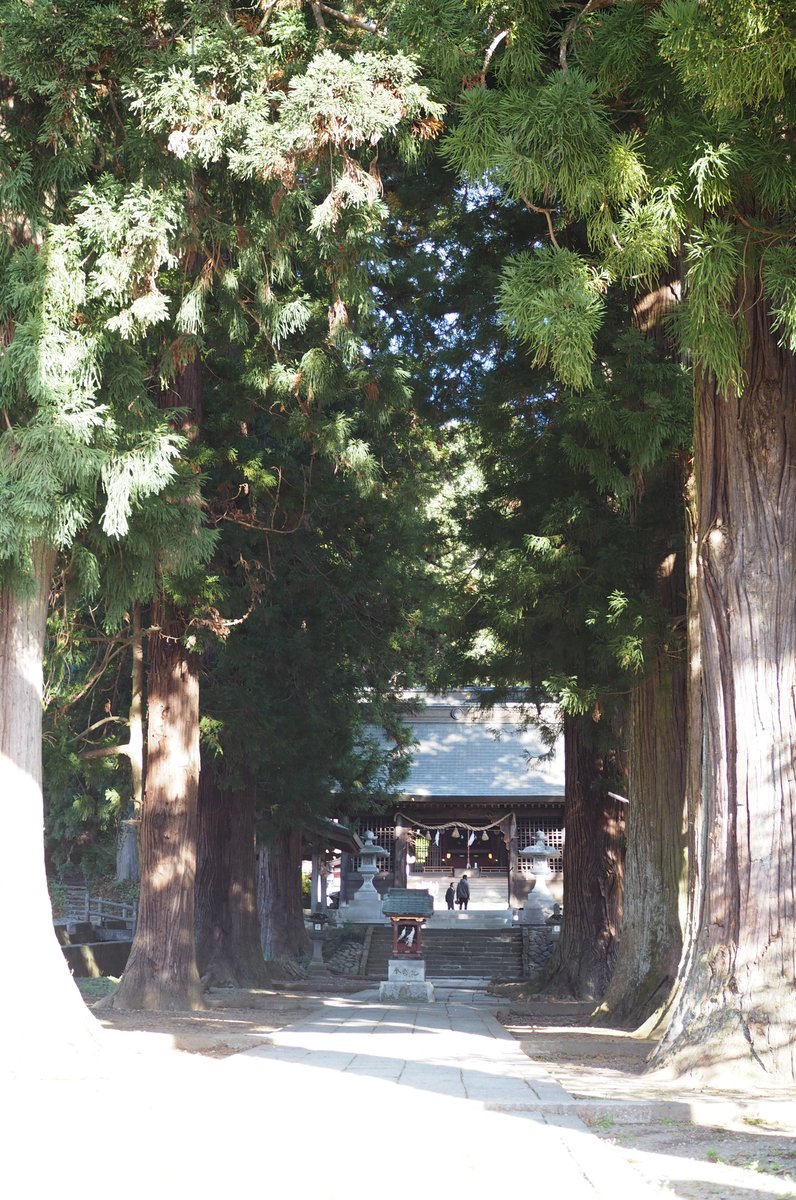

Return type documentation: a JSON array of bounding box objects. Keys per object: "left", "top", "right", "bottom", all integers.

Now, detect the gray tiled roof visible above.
[{"left": 381, "top": 695, "right": 565, "bottom": 798}]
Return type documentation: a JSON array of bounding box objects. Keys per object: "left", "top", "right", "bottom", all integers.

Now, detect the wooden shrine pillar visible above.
[
  {"left": 310, "top": 851, "right": 323, "bottom": 913},
  {"left": 502, "top": 814, "right": 521, "bottom": 909},
  {"left": 340, "top": 851, "right": 351, "bottom": 902},
  {"left": 394, "top": 814, "right": 409, "bottom": 888}
]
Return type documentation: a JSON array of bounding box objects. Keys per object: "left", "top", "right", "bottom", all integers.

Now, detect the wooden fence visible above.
[{"left": 61, "top": 886, "right": 137, "bottom": 935}]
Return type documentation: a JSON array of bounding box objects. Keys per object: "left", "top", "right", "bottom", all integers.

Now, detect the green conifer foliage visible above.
[
  {"left": 371, "top": 154, "right": 691, "bottom": 1004},
  {"left": 432, "top": 0, "right": 796, "bottom": 1079},
  {"left": 1, "top": 0, "right": 446, "bottom": 1030},
  {"left": 0, "top": 0, "right": 203, "bottom": 1064}
]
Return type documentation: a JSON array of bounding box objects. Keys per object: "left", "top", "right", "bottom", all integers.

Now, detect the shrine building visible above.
[{"left": 337, "top": 690, "right": 565, "bottom": 915}]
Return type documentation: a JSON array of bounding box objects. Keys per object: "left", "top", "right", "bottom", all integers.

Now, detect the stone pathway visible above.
[
  {"left": 7, "top": 986, "right": 671, "bottom": 1199},
  {"left": 219, "top": 986, "right": 670, "bottom": 1198}
]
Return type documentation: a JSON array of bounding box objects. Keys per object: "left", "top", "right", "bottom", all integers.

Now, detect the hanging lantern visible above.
[{"left": 452, "top": 826, "right": 460, "bottom": 839}]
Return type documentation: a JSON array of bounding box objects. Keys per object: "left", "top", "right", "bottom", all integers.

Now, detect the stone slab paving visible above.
[
  {"left": 226, "top": 988, "right": 670, "bottom": 1199},
  {"left": 5, "top": 986, "right": 671, "bottom": 1200}
]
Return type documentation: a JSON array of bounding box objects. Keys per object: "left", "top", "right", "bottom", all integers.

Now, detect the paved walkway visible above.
[
  {"left": 8, "top": 985, "right": 669, "bottom": 1199},
  {"left": 219, "top": 985, "right": 669, "bottom": 1198}
]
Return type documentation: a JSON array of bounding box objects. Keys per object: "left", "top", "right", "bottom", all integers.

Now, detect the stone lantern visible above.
[
  {"left": 343, "top": 830, "right": 389, "bottom": 923},
  {"left": 546, "top": 902, "right": 563, "bottom": 936},
  {"left": 307, "top": 910, "right": 329, "bottom": 974},
  {"left": 519, "top": 829, "right": 560, "bottom": 923}
]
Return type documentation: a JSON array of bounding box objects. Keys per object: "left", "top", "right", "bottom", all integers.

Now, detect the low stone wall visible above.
[
  {"left": 62, "top": 940, "right": 132, "bottom": 978},
  {"left": 55, "top": 921, "right": 95, "bottom": 946},
  {"left": 325, "top": 938, "right": 365, "bottom": 975},
  {"left": 522, "top": 925, "right": 557, "bottom": 977}
]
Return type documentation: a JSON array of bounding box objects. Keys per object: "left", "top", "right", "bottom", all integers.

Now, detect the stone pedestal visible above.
[
  {"left": 343, "top": 887, "right": 388, "bottom": 924},
  {"left": 379, "top": 957, "right": 435, "bottom": 1002},
  {"left": 519, "top": 874, "right": 555, "bottom": 923}
]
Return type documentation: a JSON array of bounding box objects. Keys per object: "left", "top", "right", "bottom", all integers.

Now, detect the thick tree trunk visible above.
[
  {"left": 1, "top": 544, "right": 104, "bottom": 1074},
  {"left": 644, "top": 466, "right": 705, "bottom": 1042},
  {"left": 593, "top": 499, "right": 689, "bottom": 1030},
  {"left": 115, "top": 821, "right": 139, "bottom": 883},
  {"left": 540, "top": 713, "right": 626, "bottom": 1000},
  {"left": 652, "top": 304, "right": 796, "bottom": 1083},
  {"left": 593, "top": 650, "right": 686, "bottom": 1027},
  {"left": 257, "top": 827, "right": 310, "bottom": 962},
  {"left": 195, "top": 761, "right": 273, "bottom": 987},
  {"left": 108, "top": 602, "right": 203, "bottom": 1010},
  {"left": 107, "top": 351, "right": 204, "bottom": 1010},
  {"left": 116, "top": 604, "right": 144, "bottom": 883}
]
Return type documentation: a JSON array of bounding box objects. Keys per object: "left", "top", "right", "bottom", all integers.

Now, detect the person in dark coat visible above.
[
  {"left": 456, "top": 875, "right": 470, "bottom": 911},
  {"left": 445, "top": 881, "right": 455, "bottom": 910}
]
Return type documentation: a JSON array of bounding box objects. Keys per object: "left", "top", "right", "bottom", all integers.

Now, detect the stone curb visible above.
[{"left": 483, "top": 1097, "right": 796, "bottom": 1127}]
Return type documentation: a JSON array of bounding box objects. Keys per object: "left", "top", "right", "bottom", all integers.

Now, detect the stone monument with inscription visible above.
[{"left": 379, "top": 888, "right": 435, "bottom": 1003}]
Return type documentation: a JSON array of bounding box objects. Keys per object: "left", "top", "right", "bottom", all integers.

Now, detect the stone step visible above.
[
  {"left": 407, "top": 876, "right": 513, "bottom": 911},
  {"left": 364, "top": 927, "right": 524, "bottom": 981},
  {"left": 366, "top": 930, "right": 524, "bottom": 949},
  {"left": 427, "top": 912, "right": 515, "bottom": 927}
]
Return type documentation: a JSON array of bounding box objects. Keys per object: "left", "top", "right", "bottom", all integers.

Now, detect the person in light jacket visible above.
[{"left": 456, "top": 875, "right": 470, "bottom": 911}]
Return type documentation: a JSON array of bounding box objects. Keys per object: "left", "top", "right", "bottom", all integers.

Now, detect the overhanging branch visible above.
[
  {"left": 560, "top": 0, "right": 616, "bottom": 70},
  {"left": 521, "top": 195, "right": 561, "bottom": 249},
  {"left": 81, "top": 742, "right": 133, "bottom": 762},
  {"left": 480, "top": 30, "right": 509, "bottom": 85},
  {"left": 318, "top": 2, "right": 381, "bottom": 34}
]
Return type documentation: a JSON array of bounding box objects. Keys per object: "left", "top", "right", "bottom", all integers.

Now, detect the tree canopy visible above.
[{"left": 4, "top": 0, "right": 796, "bottom": 1084}]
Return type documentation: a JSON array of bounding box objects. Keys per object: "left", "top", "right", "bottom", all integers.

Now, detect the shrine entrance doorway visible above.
[
  {"left": 410, "top": 822, "right": 508, "bottom": 877},
  {"left": 336, "top": 807, "right": 565, "bottom": 913}
]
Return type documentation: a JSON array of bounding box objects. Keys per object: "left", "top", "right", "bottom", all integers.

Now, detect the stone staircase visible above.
[
  {"left": 363, "top": 926, "right": 524, "bottom": 981},
  {"left": 407, "top": 872, "right": 511, "bottom": 911}
]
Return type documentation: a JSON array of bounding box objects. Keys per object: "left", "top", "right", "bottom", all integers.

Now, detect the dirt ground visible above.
[
  {"left": 82, "top": 974, "right": 371, "bottom": 1056},
  {"left": 84, "top": 980, "right": 796, "bottom": 1200},
  {"left": 499, "top": 994, "right": 796, "bottom": 1200}
]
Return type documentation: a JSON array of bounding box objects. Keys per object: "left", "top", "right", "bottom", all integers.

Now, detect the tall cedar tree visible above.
[
  {"left": 462, "top": 344, "right": 688, "bottom": 1002},
  {"left": 1, "top": 0, "right": 442, "bottom": 1045},
  {"left": 105, "top": 8, "right": 439, "bottom": 1008},
  {"left": 0, "top": 2, "right": 192, "bottom": 1069},
  {"left": 439, "top": 0, "right": 796, "bottom": 1080},
  {"left": 375, "top": 165, "right": 690, "bottom": 1003},
  {"left": 194, "top": 343, "right": 430, "bottom": 980},
  {"left": 103, "top": 19, "right": 439, "bottom": 1008}
]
